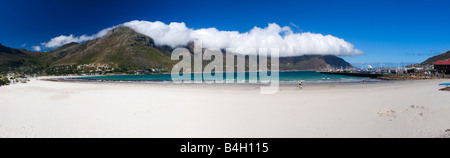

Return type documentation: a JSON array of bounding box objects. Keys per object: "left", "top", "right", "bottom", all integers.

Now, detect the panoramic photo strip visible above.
[{"left": 0, "top": 0, "right": 449, "bottom": 154}]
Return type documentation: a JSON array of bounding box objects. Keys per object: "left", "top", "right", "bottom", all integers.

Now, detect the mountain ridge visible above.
[
  {"left": 421, "top": 50, "right": 450, "bottom": 66},
  {"left": 0, "top": 27, "right": 354, "bottom": 74}
]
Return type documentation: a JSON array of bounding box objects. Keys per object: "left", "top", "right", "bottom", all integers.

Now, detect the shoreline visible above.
[
  {"left": 39, "top": 75, "right": 385, "bottom": 91},
  {"left": 41, "top": 73, "right": 383, "bottom": 85},
  {"left": 37, "top": 76, "right": 449, "bottom": 93}
]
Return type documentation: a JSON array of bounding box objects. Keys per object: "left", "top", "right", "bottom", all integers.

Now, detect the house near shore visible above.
[{"left": 433, "top": 59, "right": 450, "bottom": 73}]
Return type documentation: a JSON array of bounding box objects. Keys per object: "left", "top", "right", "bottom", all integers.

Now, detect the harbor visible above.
[
  {"left": 320, "top": 71, "right": 448, "bottom": 80},
  {"left": 320, "top": 59, "right": 450, "bottom": 80}
]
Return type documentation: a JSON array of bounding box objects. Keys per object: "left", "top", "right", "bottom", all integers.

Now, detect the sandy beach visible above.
[{"left": 0, "top": 78, "right": 449, "bottom": 138}]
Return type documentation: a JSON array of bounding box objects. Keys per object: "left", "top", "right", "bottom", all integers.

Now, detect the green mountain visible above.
[
  {"left": 0, "top": 43, "right": 41, "bottom": 72},
  {"left": 40, "top": 26, "right": 176, "bottom": 69},
  {"left": 0, "top": 26, "right": 353, "bottom": 74},
  {"left": 279, "top": 55, "right": 352, "bottom": 71}
]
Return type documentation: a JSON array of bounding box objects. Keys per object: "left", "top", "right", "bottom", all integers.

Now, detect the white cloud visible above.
[
  {"left": 32, "top": 46, "right": 41, "bottom": 51},
  {"left": 41, "top": 26, "right": 115, "bottom": 48},
  {"left": 123, "top": 20, "right": 363, "bottom": 56},
  {"left": 40, "top": 20, "right": 363, "bottom": 57},
  {"left": 21, "top": 43, "right": 27, "bottom": 47}
]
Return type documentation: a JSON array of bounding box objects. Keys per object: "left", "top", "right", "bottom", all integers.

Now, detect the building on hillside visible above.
[{"left": 433, "top": 59, "right": 450, "bottom": 73}]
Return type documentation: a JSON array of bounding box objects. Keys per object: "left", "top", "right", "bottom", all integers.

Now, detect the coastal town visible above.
[
  {"left": 0, "top": 63, "right": 169, "bottom": 86},
  {"left": 323, "top": 59, "right": 450, "bottom": 80}
]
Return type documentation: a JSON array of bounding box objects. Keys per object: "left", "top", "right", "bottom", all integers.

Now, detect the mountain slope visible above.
[
  {"left": 421, "top": 50, "right": 450, "bottom": 66},
  {"left": 43, "top": 26, "right": 176, "bottom": 69},
  {"left": 0, "top": 43, "right": 42, "bottom": 72},
  {"left": 279, "top": 55, "right": 352, "bottom": 71}
]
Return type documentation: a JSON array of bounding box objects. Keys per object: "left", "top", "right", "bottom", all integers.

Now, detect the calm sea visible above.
[{"left": 74, "top": 71, "right": 378, "bottom": 83}]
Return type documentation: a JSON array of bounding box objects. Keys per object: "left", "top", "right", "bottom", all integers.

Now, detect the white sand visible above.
[{"left": 0, "top": 78, "right": 449, "bottom": 138}]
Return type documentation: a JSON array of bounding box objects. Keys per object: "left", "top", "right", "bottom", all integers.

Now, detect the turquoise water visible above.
[{"left": 75, "top": 71, "right": 376, "bottom": 83}]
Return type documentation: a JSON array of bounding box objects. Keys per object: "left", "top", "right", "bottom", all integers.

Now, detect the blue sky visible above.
[{"left": 0, "top": 0, "right": 449, "bottom": 64}]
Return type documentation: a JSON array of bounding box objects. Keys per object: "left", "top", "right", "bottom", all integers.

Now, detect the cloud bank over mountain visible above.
[
  {"left": 40, "top": 20, "right": 363, "bottom": 57},
  {"left": 41, "top": 26, "right": 115, "bottom": 48}
]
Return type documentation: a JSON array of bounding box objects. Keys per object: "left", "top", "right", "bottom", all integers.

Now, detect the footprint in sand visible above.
[
  {"left": 379, "top": 105, "right": 427, "bottom": 121},
  {"left": 378, "top": 109, "right": 396, "bottom": 120},
  {"left": 409, "top": 105, "right": 426, "bottom": 116},
  {"left": 410, "top": 104, "right": 425, "bottom": 110}
]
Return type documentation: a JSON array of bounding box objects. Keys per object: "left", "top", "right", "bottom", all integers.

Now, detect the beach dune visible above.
[{"left": 0, "top": 79, "right": 449, "bottom": 138}]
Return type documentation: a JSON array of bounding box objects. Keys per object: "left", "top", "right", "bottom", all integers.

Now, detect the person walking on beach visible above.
[{"left": 298, "top": 80, "right": 303, "bottom": 88}]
